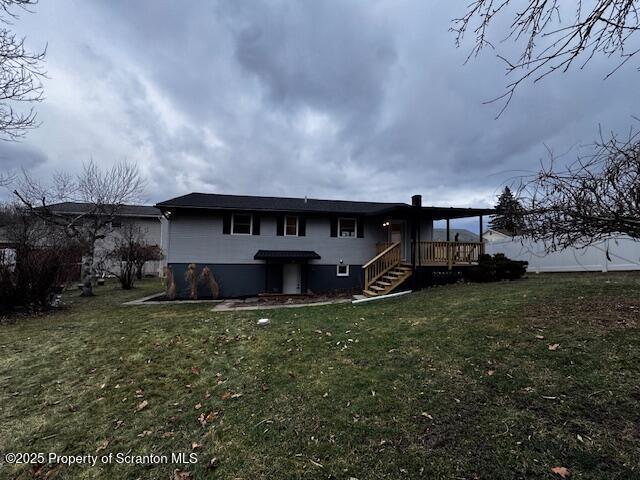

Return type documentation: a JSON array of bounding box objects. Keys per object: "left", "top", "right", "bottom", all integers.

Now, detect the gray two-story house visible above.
[{"left": 155, "top": 193, "right": 493, "bottom": 298}]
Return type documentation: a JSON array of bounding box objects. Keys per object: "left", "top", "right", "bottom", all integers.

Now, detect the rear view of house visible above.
[{"left": 156, "top": 193, "right": 493, "bottom": 298}]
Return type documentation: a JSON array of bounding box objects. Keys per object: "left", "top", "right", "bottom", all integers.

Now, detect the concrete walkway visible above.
[
  {"left": 210, "top": 298, "right": 351, "bottom": 312},
  {"left": 123, "top": 293, "right": 351, "bottom": 310}
]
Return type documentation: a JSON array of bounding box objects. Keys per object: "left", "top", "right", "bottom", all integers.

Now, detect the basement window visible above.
[{"left": 336, "top": 264, "right": 349, "bottom": 277}]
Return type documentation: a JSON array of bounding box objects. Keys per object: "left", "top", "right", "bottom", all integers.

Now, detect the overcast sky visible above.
[{"left": 1, "top": 0, "right": 638, "bottom": 226}]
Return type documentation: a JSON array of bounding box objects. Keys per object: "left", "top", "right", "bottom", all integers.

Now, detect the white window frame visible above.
[
  {"left": 338, "top": 217, "right": 357, "bottom": 238},
  {"left": 284, "top": 215, "right": 299, "bottom": 237},
  {"left": 231, "top": 214, "right": 253, "bottom": 235},
  {"left": 336, "top": 264, "right": 349, "bottom": 277}
]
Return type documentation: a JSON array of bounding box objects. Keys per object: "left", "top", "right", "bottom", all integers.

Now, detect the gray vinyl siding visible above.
[{"left": 167, "top": 212, "right": 387, "bottom": 265}]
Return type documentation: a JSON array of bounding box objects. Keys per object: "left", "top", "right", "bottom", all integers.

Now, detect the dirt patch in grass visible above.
[{"left": 526, "top": 296, "right": 640, "bottom": 329}]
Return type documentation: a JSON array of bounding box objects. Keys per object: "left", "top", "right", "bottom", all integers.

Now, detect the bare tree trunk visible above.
[
  {"left": 136, "top": 263, "right": 143, "bottom": 280},
  {"left": 81, "top": 244, "right": 95, "bottom": 296}
]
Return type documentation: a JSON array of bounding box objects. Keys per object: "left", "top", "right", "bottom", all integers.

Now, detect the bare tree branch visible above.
[
  {"left": 0, "top": 0, "right": 46, "bottom": 139},
  {"left": 515, "top": 125, "right": 640, "bottom": 250},
  {"left": 453, "top": 0, "right": 640, "bottom": 116}
]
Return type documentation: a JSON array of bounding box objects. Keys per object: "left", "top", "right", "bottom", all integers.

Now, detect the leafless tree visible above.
[
  {"left": 0, "top": 0, "right": 46, "bottom": 140},
  {"left": 13, "top": 159, "right": 146, "bottom": 295},
  {"left": 516, "top": 126, "right": 640, "bottom": 250},
  {"left": 453, "top": 1, "right": 640, "bottom": 115},
  {"left": 100, "top": 223, "right": 163, "bottom": 290}
]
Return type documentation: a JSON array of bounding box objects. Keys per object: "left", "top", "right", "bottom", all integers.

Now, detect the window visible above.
[
  {"left": 232, "top": 214, "right": 252, "bottom": 235},
  {"left": 285, "top": 216, "right": 298, "bottom": 236},
  {"left": 338, "top": 218, "right": 356, "bottom": 238},
  {"left": 336, "top": 264, "right": 349, "bottom": 277}
]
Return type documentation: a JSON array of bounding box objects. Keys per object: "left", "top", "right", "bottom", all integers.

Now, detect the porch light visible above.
[{"left": 382, "top": 221, "right": 390, "bottom": 227}]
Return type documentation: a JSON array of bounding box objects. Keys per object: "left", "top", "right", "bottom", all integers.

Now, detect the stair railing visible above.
[{"left": 362, "top": 242, "right": 401, "bottom": 291}]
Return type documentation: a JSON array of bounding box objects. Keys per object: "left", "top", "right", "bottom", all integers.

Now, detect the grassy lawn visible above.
[{"left": 1, "top": 273, "right": 640, "bottom": 479}]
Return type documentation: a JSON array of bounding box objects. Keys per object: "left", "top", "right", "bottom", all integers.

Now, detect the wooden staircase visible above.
[{"left": 362, "top": 242, "right": 413, "bottom": 297}]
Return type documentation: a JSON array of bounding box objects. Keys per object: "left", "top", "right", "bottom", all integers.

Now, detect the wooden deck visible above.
[{"left": 413, "top": 241, "right": 484, "bottom": 267}]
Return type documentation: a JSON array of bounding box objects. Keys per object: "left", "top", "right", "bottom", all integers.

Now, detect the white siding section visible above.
[
  {"left": 485, "top": 236, "right": 640, "bottom": 272},
  {"left": 168, "top": 212, "right": 388, "bottom": 265}
]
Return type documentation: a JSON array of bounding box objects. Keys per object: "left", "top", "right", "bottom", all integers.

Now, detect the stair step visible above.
[
  {"left": 370, "top": 285, "right": 385, "bottom": 291},
  {"left": 377, "top": 280, "right": 392, "bottom": 286},
  {"left": 383, "top": 275, "right": 399, "bottom": 281},
  {"left": 363, "top": 290, "right": 378, "bottom": 297}
]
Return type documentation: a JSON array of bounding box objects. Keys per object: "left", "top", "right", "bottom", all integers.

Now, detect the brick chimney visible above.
[{"left": 411, "top": 194, "right": 422, "bottom": 207}]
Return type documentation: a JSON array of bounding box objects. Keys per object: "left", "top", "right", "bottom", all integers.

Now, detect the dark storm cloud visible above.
[
  {"left": 0, "top": 142, "right": 47, "bottom": 171},
  {"left": 5, "top": 0, "right": 639, "bottom": 207}
]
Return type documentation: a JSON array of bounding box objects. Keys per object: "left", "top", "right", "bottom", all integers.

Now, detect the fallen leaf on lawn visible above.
[
  {"left": 43, "top": 463, "right": 64, "bottom": 479},
  {"left": 191, "top": 441, "right": 200, "bottom": 450},
  {"left": 207, "top": 457, "right": 219, "bottom": 470},
  {"left": 309, "top": 459, "right": 324, "bottom": 468},
  {"left": 421, "top": 412, "right": 433, "bottom": 420},
  {"left": 550, "top": 466, "right": 571, "bottom": 478},
  {"left": 95, "top": 439, "right": 109, "bottom": 453},
  {"left": 136, "top": 400, "right": 148, "bottom": 412},
  {"left": 548, "top": 343, "right": 560, "bottom": 351},
  {"left": 535, "top": 334, "right": 545, "bottom": 339},
  {"left": 221, "top": 391, "right": 232, "bottom": 400},
  {"left": 171, "top": 469, "right": 192, "bottom": 480},
  {"left": 487, "top": 370, "right": 496, "bottom": 376},
  {"left": 194, "top": 403, "right": 202, "bottom": 410},
  {"left": 137, "top": 430, "right": 153, "bottom": 437},
  {"left": 205, "top": 390, "right": 211, "bottom": 399},
  {"left": 230, "top": 393, "right": 243, "bottom": 399},
  {"left": 162, "top": 431, "right": 175, "bottom": 438},
  {"left": 191, "top": 366, "right": 201, "bottom": 375},
  {"left": 68, "top": 404, "right": 78, "bottom": 412}
]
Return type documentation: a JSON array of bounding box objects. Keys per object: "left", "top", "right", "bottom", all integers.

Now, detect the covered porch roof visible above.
[{"left": 254, "top": 250, "right": 321, "bottom": 261}]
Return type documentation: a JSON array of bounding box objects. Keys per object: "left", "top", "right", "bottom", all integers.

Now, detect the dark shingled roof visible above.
[
  {"left": 156, "top": 193, "right": 494, "bottom": 219},
  {"left": 156, "top": 192, "right": 404, "bottom": 215},
  {"left": 45, "top": 202, "right": 161, "bottom": 218},
  {"left": 254, "top": 250, "right": 321, "bottom": 260}
]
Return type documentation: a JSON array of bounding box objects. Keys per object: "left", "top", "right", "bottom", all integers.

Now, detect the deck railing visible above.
[
  {"left": 363, "top": 242, "right": 401, "bottom": 290},
  {"left": 414, "top": 241, "right": 484, "bottom": 268}
]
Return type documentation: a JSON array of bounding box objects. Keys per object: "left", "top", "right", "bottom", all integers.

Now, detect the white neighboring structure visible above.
[
  {"left": 485, "top": 235, "right": 640, "bottom": 273},
  {"left": 483, "top": 228, "right": 514, "bottom": 243},
  {"left": 46, "top": 202, "right": 167, "bottom": 276}
]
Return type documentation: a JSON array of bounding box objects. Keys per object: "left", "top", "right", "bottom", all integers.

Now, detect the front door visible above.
[
  {"left": 390, "top": 221, "right": 406, "bottom": 260},
  {"left": 282, "top": 263, "right": 301, "bottom": 294}
]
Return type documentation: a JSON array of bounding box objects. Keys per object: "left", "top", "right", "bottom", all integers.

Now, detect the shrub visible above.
[
  {"left": 185, "top": 263, "right": 198, "bottom": 300},
  {"left": 464, "top": 253, "right": 527, "bottom": 283},
  {"left": 0, "top": 246, "right": 79, "bottom": 312},
  {"left": 199, "top": 266, "right": 219, "bottom": 299}
]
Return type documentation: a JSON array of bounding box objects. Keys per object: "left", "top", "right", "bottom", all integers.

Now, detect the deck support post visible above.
[
  {"left": 479, "top": 215, "right": 483, "bottom": 242},
  {"left": 446, "top": 218, "right": 450, "bottom": 242}
]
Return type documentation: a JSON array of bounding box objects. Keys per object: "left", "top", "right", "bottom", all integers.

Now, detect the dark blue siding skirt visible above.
[{"left": 167, "top": 263, "right": 363, "bottom": 299}]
